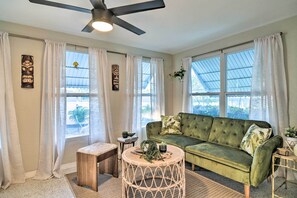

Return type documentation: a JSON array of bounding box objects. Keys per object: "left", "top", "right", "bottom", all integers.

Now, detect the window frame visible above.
[
  {"left": 65, "top": 48, "right": 90, "bottom": 139},
  {"left": 140, "top": 58, "right": 156, "bottom": 127},
  {"left": 191, "top": 43, "right": 254, "bottom": 118}
]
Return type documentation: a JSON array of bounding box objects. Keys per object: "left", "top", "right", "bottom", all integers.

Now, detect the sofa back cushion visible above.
[
  {"left": 179, "top": 113, "right": 213, "bottom": 141},
  {"left": 208, "top": 117, "right": 271, "bottom": 149}
]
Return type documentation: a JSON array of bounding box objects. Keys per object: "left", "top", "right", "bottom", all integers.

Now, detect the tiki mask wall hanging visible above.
[{"left": 21, "top": 55, "right": 34, "bottom": 88}]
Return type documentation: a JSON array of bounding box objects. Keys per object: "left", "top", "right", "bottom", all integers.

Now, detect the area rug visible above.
[
  {"left": 65, "top": 169, "right": 244, "bottom": 198},
  {"left": 0, "top": 176, "right": 74, "bottom": 198}
]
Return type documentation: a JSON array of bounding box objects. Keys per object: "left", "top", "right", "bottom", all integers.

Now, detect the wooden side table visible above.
[
  {"left": 117, "top": 136, "right": 138, "bottom": 154},
  {"left": 272, "top": 153, "right": 297, "bottom": 197},
  {"left": 77, "top": 142, "right": 118, "bottom": 191}
]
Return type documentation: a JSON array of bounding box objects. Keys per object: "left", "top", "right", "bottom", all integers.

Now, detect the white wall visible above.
[
  {"left": 172, "top": 16, "right": 297, "bottom": 131},
  {"left": 0, "top": 20, "right": 173, "bottom": 171}
]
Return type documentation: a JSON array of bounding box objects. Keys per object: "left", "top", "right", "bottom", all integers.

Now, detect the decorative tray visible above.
[{"left": 131, "top": 147, "right": 172, "bottom": 159}]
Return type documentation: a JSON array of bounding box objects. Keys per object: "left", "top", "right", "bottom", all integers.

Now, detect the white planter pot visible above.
[{"left": 284, "top": 137, "right": 297, "bottom": 153}]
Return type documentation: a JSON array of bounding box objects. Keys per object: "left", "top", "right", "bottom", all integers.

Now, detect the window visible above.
[
  {"left": 65, "top": 50, "right": 90, "bottom": 138},
  {"left": 191, "top": 44, "right": 254, "bottom": 119},
  {"left": 140, "top": 58, "right": 155, "bottom": 126}
]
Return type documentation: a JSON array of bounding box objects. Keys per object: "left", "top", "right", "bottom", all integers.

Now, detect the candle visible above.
[{"left": 159, "top": 142, "right": 167, "bottom": 153}]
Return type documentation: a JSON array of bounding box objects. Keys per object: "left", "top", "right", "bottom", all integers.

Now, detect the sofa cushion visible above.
[
  {"left": 240, "top": 124, "right": 272, "bottom": 156},
  {"left": 208, "top": 117, "right": 271, "bottom": 149},
  {"left": 185, "top": 142, "right": 253, "bottom": 172},
  {"left": 179, "top": 113, "right": 213, "bottom": 141},
  {"left": 160, "top": 115, "right": 182, "bottom": 135},
  {"left": 149, "top": 134, "right": 204, "bottom": 150}
]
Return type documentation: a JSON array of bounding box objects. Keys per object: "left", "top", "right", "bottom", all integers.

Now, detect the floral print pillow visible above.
[
  {"left": 160, "top": 115, "right": 182, "bottom": 135},
  {"left": 240, "top": 124, "right": 272, "bottom": 156}
]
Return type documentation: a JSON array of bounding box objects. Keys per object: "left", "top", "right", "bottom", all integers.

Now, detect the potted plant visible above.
[
  {"left": 140, "top": 140, "right": 164, "bottom": 163},
  {"left": 169, "top": 66, "right": 186, "bottom": 81},
  {"left": 284, "top": 126, "right": 297, "bottom": 138},
  {"left": 284, "top": 126, "right": 297, "bottom": 156}
]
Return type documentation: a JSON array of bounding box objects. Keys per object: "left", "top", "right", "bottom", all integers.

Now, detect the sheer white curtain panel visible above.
[
  {"left": 249, "top": 33, "right": 289, "bottom": 134},
  {"left": 151, "top": 58, "right": 165, "bottom": 120},
  {"left": 0, "top": 32, "right": 25, "bottom": 189},
  {"left": 126, "top": 55, "right": 144, "bottom": 143},
  {"left": 182, "top": 57, "right": 193, "bottom": 113},
  {"left": 89, "top": 48, "right": 114, "bottom": 144},
  {"left": 34, "top": 40, "right": 66, "bottom": 180}
]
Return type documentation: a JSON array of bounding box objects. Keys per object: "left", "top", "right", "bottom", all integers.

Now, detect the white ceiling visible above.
[{"left": 0, "top": 0, "right": 297, "bottom": 54}]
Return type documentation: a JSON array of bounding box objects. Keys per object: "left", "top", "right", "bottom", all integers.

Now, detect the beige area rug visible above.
[
  {"left": 0, "top": 176, "right": 74, "bottom": 198},
  {"left": 65, "top": 169, "right": 244, "bottom": 198}
]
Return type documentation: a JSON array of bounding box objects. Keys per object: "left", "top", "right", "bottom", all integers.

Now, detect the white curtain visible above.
[
  {"left": 126, "top": 55, "right": 165, "bottom": 144},
  {"left": 0, "top": 32, "right": 25, "bottom": 189},
  {"left": 182, "top": 57, "right": 193, "bottom": 113},
  {"left": 126, "top": 55, "right": 143, "bottom": 143},
  {"left": 249, "top": 33, "right": 289, "bottom": 134},
  {"left": 89, "top": 48, "right": 114, "bottom": 144},
  {"left": 35, "top": 40, "right": 66, "bottom": 180},
  {"left": 151, "top": 58, "right": 165, "bottom": 121}
]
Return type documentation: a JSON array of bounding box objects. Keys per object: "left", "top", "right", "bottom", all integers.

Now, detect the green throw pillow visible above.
[
  {"left": 160, "top": 115, "right": 182, "bottom": 135},
  {"left": 240, "top": 124, "right": 272, "bottom": 156}
]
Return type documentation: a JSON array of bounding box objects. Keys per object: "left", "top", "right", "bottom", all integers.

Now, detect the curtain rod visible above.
[
  {"left": 192, "top": 32, "right": 283, "bottom": 59},
  {"left": 8, "top": 33, "right": 127, "bottom": 57}
]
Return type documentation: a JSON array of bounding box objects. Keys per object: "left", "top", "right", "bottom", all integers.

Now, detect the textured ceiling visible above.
[{"left": 0, "top": 0, "right": 297, "bottom": 54}]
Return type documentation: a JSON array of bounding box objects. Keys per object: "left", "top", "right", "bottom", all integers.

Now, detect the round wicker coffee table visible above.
[{"left": 121, "top": 145, "right": 185, "bottom": 198}]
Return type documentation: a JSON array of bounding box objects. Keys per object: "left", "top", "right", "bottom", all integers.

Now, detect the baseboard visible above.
[
  {"left": 25, "top": 170, "right": 36, "bottom": 179},
  {"left": 25, "top": 162, "right": 77, "bottom": 179},
  {"left": 61, "top": 162, "right": 77, "bottom": 174}
]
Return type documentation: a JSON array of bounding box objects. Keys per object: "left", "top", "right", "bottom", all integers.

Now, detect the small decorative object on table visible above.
[
  {"left": 284, "top": 126, "right": 297, "bottom": 156},
  {"left": 159, "top": 142, "right": 167, "bottom": 153},
  {"left": 122, "top": 131, "right": 135, "bottom": 138},
  {"left": 140, "top": 140, "right": 164, "bottom": 163},
  {"left": 122, "top": 131, "right": 129, "bottom": 138}
]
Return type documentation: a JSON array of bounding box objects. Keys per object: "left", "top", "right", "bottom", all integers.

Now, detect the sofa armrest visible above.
[
  {"left": 250, "top": 135, "right": 283, "bottom": 186},
  {"left": 146, "top": 121, "right": 162, "bottom": 139}
]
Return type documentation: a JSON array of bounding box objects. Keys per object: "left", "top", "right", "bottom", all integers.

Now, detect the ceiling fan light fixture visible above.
[
  {"left": 92, "top": 21, "right": 113, "bottom": 32},
  {"left": 91, "top": 9, "right": 114, "bottom": 32}
]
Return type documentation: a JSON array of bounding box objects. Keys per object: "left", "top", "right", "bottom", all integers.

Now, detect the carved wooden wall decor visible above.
[
  {"left": 21, "top": 55, "right": 34, "bottom": 88},
  {"left": 112, "top": 64, "right": 119, "bottom": 91}
]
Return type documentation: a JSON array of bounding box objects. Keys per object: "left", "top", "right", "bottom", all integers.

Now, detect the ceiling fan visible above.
[{"left": 29, "top": 0, "right": 165, "bottom": 35}]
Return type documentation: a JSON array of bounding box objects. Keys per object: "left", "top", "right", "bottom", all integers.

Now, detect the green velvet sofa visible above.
[{"left": 146, "top": 112, "right": 283, "bottom": 198}]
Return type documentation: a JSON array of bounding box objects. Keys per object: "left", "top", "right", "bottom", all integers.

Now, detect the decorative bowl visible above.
[{"left": 127, "top": 133, "right": 135, "bottom": 137}]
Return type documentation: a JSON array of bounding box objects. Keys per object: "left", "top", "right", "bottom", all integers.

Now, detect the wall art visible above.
[
  {"left": 21, "top": 55, "right": 34, "bottom": 88},
  {"left": 112, "top": 64, "right": 119, "bottom": 91}
]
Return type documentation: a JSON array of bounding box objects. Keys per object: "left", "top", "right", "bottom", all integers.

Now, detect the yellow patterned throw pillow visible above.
[
  {"left": 240, "top": 124, "right": 272, "bottom": 156},
  {"left": 160, "top": 115, "right": 182, "bottom": 135}
]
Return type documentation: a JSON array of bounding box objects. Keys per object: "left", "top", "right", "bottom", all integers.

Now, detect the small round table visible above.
[
  {"left": 117, "top": 136, "right": 138, "bottom": 154},
  {"left": 121, "top": 145, "right": 185, "bottom": 198}
]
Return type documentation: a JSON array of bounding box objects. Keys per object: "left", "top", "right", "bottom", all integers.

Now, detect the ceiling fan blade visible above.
[
  {"left": 29, "top": 0, "right": 91, "bottom": 14},
  {"left": 81, "top": 20, "right": 94, "bottom": 33},
  {"left": 112, "top": 16, "right": 145, "bottom": 35},
  {"left": 110, "top": 0, "right": 165, "bottom": 16},
  {"left": 89, "top": 0, "right": 106, "bottom": 9}
]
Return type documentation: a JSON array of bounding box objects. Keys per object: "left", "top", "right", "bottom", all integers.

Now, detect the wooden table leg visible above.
[
  {"left": 77, "top": 152, "right": 98, "bottom": 191},
  {"left": 121, "top": 143, "right": 124, "bottom": 154},
  {"left": 113, "top": 150, "right": 119, "bottom": 178},
  {"left": 285, "top": 158, "right": 288, "bottom": 189}
]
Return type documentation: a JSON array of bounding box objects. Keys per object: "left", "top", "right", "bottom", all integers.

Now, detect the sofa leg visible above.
[
  {"left": 191, "top": 163, "right": 195, "bottom": 171},
  {"left": 244, "top": 184, "right": 250, "bottom": 198}
]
